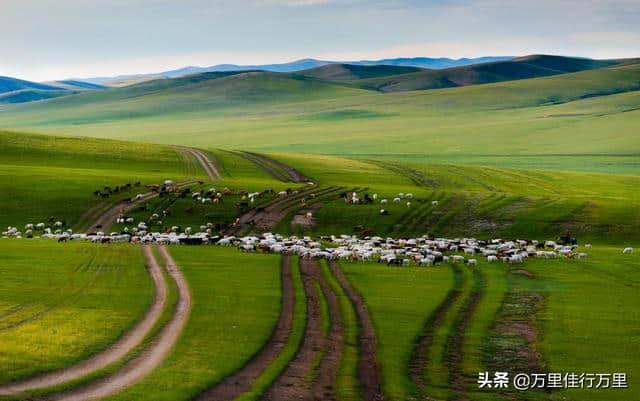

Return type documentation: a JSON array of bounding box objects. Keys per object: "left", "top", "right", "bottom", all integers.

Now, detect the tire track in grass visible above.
[
  {"left": 0, "top": 246, "right": 167, "bottom": 396},
  {"left": 313, "top": 261, "right": 345, "bottom": 401},
  {"left": 86, "top": 180, "right": 199, "bottom": 233},
  {"left": 485, "top": 268, "right": 548, "bottom": 400},
  {"left": 445, "top": 266, "right": 487, "bottom": 401},
  {"left": 262, "top": 258, "right": 343, "bottom": 401},
  {"left": 46, "top": 245, "right": 191, "bottom": 401},
  {"left": 408, "top": 264, "right": 465, "bottom": 396},
  {"left": 196, "top": 256, "right": 295, "bottom": 401},
  {"left": 228, "top": 186, "right": 338, "bottom": 235},
  {"left": 401, "top": 191, "right": 451, "bottom": 235},
  {"left": 244, "top": 152, "right": 311, "bottom": 183},
  {"left": 177, "top": 147, "right": 222, "bottom": 180},
  {"left": 329, "top": 260, "right": 385, "bottom": 401}
]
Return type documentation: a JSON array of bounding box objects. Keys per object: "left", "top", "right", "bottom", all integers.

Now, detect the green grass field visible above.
[
  {"left": 103, "top": 246, "right": 282, "bottom": 401},
  {"left": 0, "top": 130, "right": 201, "bottom": 230},
  {"left": 1, "top": 64, "right": 637, "bottom": 175},
  {"left": 0, "top": 57, "right": 638, "bottom": 401},
  {"left": 0, "top": 240, "right": 152, "bottom": 384}
]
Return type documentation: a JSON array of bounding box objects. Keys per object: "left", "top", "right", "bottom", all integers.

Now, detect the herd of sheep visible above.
[{"left": 2, "top": 222, "right": 636, "bottom": 265}]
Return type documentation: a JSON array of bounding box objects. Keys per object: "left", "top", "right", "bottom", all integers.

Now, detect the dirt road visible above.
[
  {"left": 0, "top": 246, "right": 168, "bottom": 396},
  {"left": 48, "top": 246, "right": 191, "bottom": 401}
]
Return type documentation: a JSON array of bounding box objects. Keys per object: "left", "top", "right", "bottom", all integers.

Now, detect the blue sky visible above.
[{"left": 1, "top": 0, "right": 639, "bottom": 81}]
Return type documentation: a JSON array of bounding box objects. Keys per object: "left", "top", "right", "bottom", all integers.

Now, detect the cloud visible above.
[{"left": 253, "top": 0, "right": 335, "bottom": 6}]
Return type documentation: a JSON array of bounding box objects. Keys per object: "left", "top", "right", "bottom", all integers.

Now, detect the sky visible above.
[{"left": 1, "top": 0, "right": 639, "bottom": 81}]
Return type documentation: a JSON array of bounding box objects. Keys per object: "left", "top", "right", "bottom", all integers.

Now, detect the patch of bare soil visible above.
[
  {"left": 291, "top": 203, "right": 325, "bottom": 230},
  {"left": 196, "top": 256, "right": 295, "bottom": 401},
  {"left": 487, "top": 275, "right": 546, "bottom": 377}
]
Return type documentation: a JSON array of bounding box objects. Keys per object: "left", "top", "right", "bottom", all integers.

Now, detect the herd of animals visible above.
[
  {"left": 1, "top": 221, "right": 636, "bottom": 266},
  {"left": 1, "top": 185, "right": 636, "bottom": 264}
]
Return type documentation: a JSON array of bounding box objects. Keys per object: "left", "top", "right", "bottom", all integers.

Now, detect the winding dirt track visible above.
[
  {"left": 408, "top": 264, "right": 464, "bottom": 393},
  {"left": 329, "top": 260, "right": 385, "bottom": 401},
  {"left": 262, "top": 258, "right": 344, "bottom": 401},
  {"left": 226, "top": 186, "right": 346, "bottom": 235},
  {"left": 0, "top": 246, "right": 168, "bottom": 397},
  {"left": 86, "top": 180, "right": 198, "bottom": 233},
  {"left": 48, "top": 246, "right": 191, "bottom": 401},
  {"left": 240, "top": 151, "right": 310, "bottom": 183},
  {"left": 180, "top": 147, "right": 222, "bottom": 180},
  {"left": 196, "top": 256, "right": 295, "bottom": 401},
  {"left": 447, "top": 267, "right": 486, "bottom": 401}
]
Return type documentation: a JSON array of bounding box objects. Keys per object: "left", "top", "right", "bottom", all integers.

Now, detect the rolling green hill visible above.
[
  {"left": 355, "top": 54, "right": 637, "bottom": 92},
  {"left": 0, "top": 76, "right": 73, "bottom": 104},
  {"left": 0, "top": 76, "right": 63, "bottom": 94},
  {"left": 0, "top": 62, "right": 638, "bottom": 174},
  {"left": 44, "top": 80, "right": 107, "bottom": 91},
  {"left": 297, "top": 64, "right": 423, "bottom": 81}
]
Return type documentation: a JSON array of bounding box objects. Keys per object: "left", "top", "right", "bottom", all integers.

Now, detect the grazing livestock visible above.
[
  {"left": 623, "top": 247, "right": 634, "bottom": 254},
  {"left": 431, "top": 200, "right": 438, "bottom": 206}
]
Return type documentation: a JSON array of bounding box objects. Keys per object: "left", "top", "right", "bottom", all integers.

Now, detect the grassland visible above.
[
  {"left": 103, "top": 246, "right": 282, "bottom": 401},
  {"left": 0, "top": 55, "right": 637, "bottom": 401},
  {"left": 340, "top": 261, "right": 454, "bottom": 400},
  {"left": 0, "top": 240, "right": 152, "bottom": 384},
  {"left": 0, "top": 64, "right": 637, "bottom": 175},
  {"left": 0, "top": 130, "right": 202, "bottom": 230}
]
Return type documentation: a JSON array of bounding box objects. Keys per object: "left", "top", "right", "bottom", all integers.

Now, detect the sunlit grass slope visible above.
[{"left": 0, "top": 241, "right": 152, "bottom": 384}]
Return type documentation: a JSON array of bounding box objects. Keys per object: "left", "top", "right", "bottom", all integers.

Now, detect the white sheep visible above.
[
  {"left": 306, "top": 212, "right": 313, "bottom": 219},
  {"left": 406, "top": 202, "right": 411, "bottom": 208},
  {"left": 623, "top": 247, "right": 634, "bottom": 254},
  {"left": 467, "top": 259, "right": 478, "bottom": 266},
  {"left": 380, "top": 199, "right": 388, "bottom": 205},
  {"left": 431, "top": 200, "right": 438, "bottom": 206},
  {"left": 393, "top": 197, "right": 401, "bottom": 203}
]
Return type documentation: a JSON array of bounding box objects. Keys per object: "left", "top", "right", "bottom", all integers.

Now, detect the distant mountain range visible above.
[
  {"left": 75, "top": 56, "right": 514, "bottom": 86},
  {"left": 2, "top": 55, "right": 638, "bottom": 104},
  {"left": 0, "top": 77, "right": 106, "bottom": 104}
]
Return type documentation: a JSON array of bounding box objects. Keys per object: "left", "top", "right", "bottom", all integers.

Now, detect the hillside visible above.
[
  {"left": 0, "top": 71, "right": 369, "bottom": 123},
  {"left": 355, "top": 55, "right": 636, "bottom": 92},
  {"left": 0, "top": 76, "right": 63, "bottom": 94},
  {"left": 0, "top": 89, "right": 70, "bottom": 104},
  {"left": 77, "top": 56, "right": 512, "bottom": 86},
  {"left": 0, "top": 77, "right": 73, "bottom": 104},
  {"left": 297, "top": 64, "right": 424, "bottom": 81},
  {"left": 45, "top": 80, "right": 107, "bottom": 91},
  {"left": 0, "top": 63, "right": 638, "bottom": 174}
]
